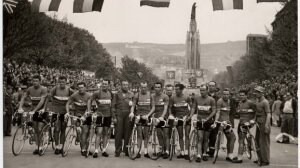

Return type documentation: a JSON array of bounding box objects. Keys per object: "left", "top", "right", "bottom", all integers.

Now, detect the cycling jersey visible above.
[
  {"left": 217, "top": 98, "right": 231, "bottom": 122},
  {"left": 91, "top": 90, "right": 112, "bottom": 117},
  {"left": 26, "top": 85, "right": 47, "bottom": 110},
  {"left": 237, "top": 100, "right": 256, "bottom": 124},
  {"left": 153, "top": 93, "right": 169, "bottom": 118},
  {"left": 69, "top": 91, "right": 90, "bottom": 115},
  {"left": 169, "top": 94, "right": 191, "bottom": 118},
  {"left": 193, "top": 95, "right": 216, "bottom": 119},
  {"left": 133, "top": 92, "right": 153, "bottom": 116},
  {"left": 51, "top": 86, "right": 72, "bottom": 114}
]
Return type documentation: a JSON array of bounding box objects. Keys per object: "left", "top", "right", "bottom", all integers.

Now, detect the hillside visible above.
[{"left": 103, "top": 41, "right": 246, "bottom": 79}]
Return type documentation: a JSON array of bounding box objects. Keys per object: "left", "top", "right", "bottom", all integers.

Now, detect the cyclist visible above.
[
  {"left": 129, "top": 81, "right": 155, "bottom": 158},
  {"left": 232, "top": 90, "right": 256, "bottom": 163},
  {"left": 44, "top": 76, "right": 73, "bottom": 155},
  {"left": 18, "top": 75, "right": 48, "bottom": 155},
  {"left": 87, "top": 79, "right": 113, "bottom": 158},
  {"left": 169, "top": 83, "right": 192, "bottom": 160},
  {"left": 190, "top": 85, "right": 216, "bottom": 162},
  {"left": 145, "top": 82, "right": 169, "bottom": 157},
  {"left": 212, "top": 88, "right": 236, "bottom": 162},
  {"left": 66, "top": 82, "right": 91, "bottom": 156}
]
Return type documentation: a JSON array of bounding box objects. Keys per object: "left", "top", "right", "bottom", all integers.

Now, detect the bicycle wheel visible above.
[
  {"left": 38, "top": 125, "right": 51, "bottom": 156},
  {"left": 62, "top": 127, "right": 77, "bottom": 157},
  {"left": 189, "top": 130, "right": 197, "bottom": 162},
  {"left": 86, "top": 127, "right": 95, "bottom": 158},
  {"left": 250, "top": 135, "right": 262, "bottom": 166},
  {"left": 147, "top": 127, "right": 161, "bottom": 160},
  {"left": 12, "top": 125, "right": 27, "bottom": 156},
  {"left": 213, "top": 132, "right": 222, "bottom": 164},
  {"left": 169, "top": 128, "right": 176, "bottom": 161},
  {"left": 128, "top": 127, "right": 141, "bottom": 160},
  {"left": 244, "top": 135, "right": 252, "bottom": 160}
]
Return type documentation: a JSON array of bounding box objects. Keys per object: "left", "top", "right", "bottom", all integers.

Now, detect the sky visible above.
[{"left": 48, "top": 0, "right": 284, "bottom": 44}]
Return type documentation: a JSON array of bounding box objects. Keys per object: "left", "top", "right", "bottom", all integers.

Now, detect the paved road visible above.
[{"left": 4, "top": 120, "right": 298, "bottom": 168}]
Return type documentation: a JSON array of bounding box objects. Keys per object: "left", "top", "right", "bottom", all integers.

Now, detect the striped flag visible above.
[
  {"left": 140, "top": 0, "right": 170, "bottom": 7},
  {"left": 31, "top": 0, "right": 62, "bottom": 12},
  {"left": 257, "top": 0, "right": 287, "bottom": 2},
  {"left": 73, "top": 0, "right": 104, "bottom": 13},
  {"left": 212, "top": 0, "right": 243, "bottom": 11}
]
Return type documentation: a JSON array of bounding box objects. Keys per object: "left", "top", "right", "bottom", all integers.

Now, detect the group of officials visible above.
[{"left": 15, "top": 74, "right": 271, "bottom": 166}]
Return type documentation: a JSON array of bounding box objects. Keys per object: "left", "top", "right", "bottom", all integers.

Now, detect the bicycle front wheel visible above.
[
  {"left": 245, "top": 135, "right": 252, "bottom": 160},
  {"left": 250, "top": 135, "right": 262, "bottom": 166},
  {"left": 12, "top": 125, "right": 27, "bottom": 156},
  {"left": 38, "top": 125, "right": 51, "bottom": 156},
  {"left": 189, "top": 130, "right": 197, "bottom": 162},
  {"left": 169, "top": 128, "right": 177, "bottom": 161},
  {"left": 128, "top": 127, "right": 141, "bottom": 160},
  {"left": 62, "top": 127, "right": 77, "bottom": 157},
  {"left": 147, "top": 127, "right": 161, "bottom": 160},
  {"left": 213, "top": 132, "right": 222, "bottom": 164}
]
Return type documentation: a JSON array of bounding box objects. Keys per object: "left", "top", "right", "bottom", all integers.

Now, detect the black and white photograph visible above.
[{"left": 2, "top": 0, "right": 298, "bottom": 168}]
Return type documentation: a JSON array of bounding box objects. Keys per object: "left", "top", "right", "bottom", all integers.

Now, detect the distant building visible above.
[{"left": 246, "top": 34, "right": 267, "bottom": 56}]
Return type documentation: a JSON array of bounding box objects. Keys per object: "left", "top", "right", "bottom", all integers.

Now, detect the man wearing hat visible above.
[{"left": 254, "top": 86, "right": 271, "bottom": 166}]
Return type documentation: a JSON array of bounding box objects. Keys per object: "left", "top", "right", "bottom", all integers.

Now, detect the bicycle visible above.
[
  {"left": 168, "top": 117, "right": 185, "bottom": 161},
  {"left": 240, "top": 120, "right": 262, "bottom": 166},
  {"left": 212, "top": 121, "right": 232, "bottom": 164},
  {"left": 147, "top": 117, "right": 166, "bottom": 160},
  {"left": 127, "top": 115, "right": 143, "bottom": 160},
  {"left": 12, "top": 111, "right": 35, "bottom": 156},
  {"left": 38, "top": 111, "right": 57, "bottom": 156},
  {"left": 61, "top": 114, "right": 84, "bottom": 157}
]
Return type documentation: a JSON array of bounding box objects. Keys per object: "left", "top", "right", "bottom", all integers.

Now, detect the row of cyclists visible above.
[{"left": 16, "top": 75, "right": 270, "bottom": 165}]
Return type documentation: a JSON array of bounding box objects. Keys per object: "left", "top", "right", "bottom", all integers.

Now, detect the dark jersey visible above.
[
  {"left": 26, "top": 85, "right": 47, "bottom": 110},
  {"left": 69, "top": 91, "right": 90, "bottom": 115},
  {"left": 169, "top": 94, "right": 191, "bottom": 118},
  {"left": 51, "top": 86, "right": 72, "bottom": 113},
  {"left": 91, "top": 90, "right": 112, "bottom": 117},
  {"left": 217, "top": 98, "right": 231, "bottom": 122},
  {"left": 193, "top": 95, "right": 216, "bottom": 119},
  {"left": 153, "top": 93, "right": 169, "bottom": 118},
  {"left": 133, "top": 92, "right": 153, "bottom": 116},
  {"left": 237, "top": 99, "right": 256, "bottom": 124}
]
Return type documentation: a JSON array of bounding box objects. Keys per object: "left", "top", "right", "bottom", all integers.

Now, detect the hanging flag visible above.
[
  {"left": 257, "top": 0, "right": 287, "bottom": 2},
  {"left": 31, "top": 0, "right": 61, "bottom": 12},
  {"left": 140, "top": 0, "right": 170, "bottom": 7},
  {"left": 3, "top": 0, "right": 18, "bottom": 14},
  {"left": 195, "top": 69, "right": 204, "bottom": 78},
  {"left": 166, "top": 71, "right": 175, "bottom": 79},
  {"left": 212, "top": 0, "right": 243, "bottom": 11},
  {"left": 73, "top": 0, "right": 104, "bottom": 13}
]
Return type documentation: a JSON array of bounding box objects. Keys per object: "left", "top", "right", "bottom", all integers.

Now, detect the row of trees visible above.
[
  {"left": 213, "top": 0, "right": 297, "bottom": 86},
  {"left": 4, "top": 0, "right": 160, "bottom": 85}
]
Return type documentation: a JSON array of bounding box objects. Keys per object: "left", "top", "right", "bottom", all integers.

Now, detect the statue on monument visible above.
[{"left": 191, "top": 3, "right": 196, "bottom": 20}]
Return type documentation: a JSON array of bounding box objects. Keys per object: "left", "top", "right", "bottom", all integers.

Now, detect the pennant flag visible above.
[
  {"left": 212, "top": 0, "right": 243, "bottom": 11},
  {"left": 257, "top": 0, "right": 287, "bottom": 2},
  {"left": 3, "top": 0, "right": 18, "bottom": 14},
  {"left": 140, "top": 0, "right": 170, "bottom": 7},
  {"left": 31, "top": 0, "right": 62, "bottom": 12},
  {"left": 73, "top": 0, "right": 104, "bottom": 13},
  {"left": 166, "top": 71, "right": 175, "bottom": 79},
  {"left": 137, "top": 72, "right": 143, "bottom": 79}
]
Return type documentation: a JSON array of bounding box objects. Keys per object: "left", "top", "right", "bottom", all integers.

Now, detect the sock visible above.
[
  {"left": 82, "top": 149, "right": 86, "bottom": 152},
  {"left": 144, "top": 149, "right": 148, "bottom": 154},
  {"left": 165, "top": 150, "right": 169, "bottom": 154},
  {"left": 197, "top": 154, "right": 201, "bottom": 158},
  {"left": 238, "top": 155, "right": 243, "bottom": 160},
  {"left": 228, "top": 153, "right": 234, "bottom": 159},
  {"left": 95, "top": 149, "right": 98, "bottom": 153},
  {"left": 181, "top": 151, "right": 184, "bottom": 155},
  {"left": 102, "top": 149, "right": 106, "bottom": 153},
  {"left": 56, "top": 145, "right": 59, "bottom": 149}
]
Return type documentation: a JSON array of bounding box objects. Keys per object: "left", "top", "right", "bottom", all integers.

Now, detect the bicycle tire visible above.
[
  {"left": 189, "top": 130, "right": 197, "bottom": 162},
  {"left": 147, "top": 127, "right": 161, "bottom": 160},
  {"left": 50, "top": 127, "right": 55, "bottom": 150},
  {"left": 250, "top": 135, "right": 262, "bottom": 166},
  {"left": 128, "top": 127, "right": 141, "bottom": 160},
  {"left": 100, "top": 127, "right": 111, "bottom": 152},
  {"left": 62, "top": 126, "right": 76, "bottom": 157},
  {"left": 169, "top": 128, "right": 176, "bottom": 161},
  {"left": 245, "top": 135, "right": 252, "bottom": 160},
  {"left": 213, "top": 132, "right": 221, "bottom": 164},
  {"left": 38, "top": 125, "right": 51, "bottom": 156},
  {"left": 12, "top": 125, "right": 27, "bottom": 156}
]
